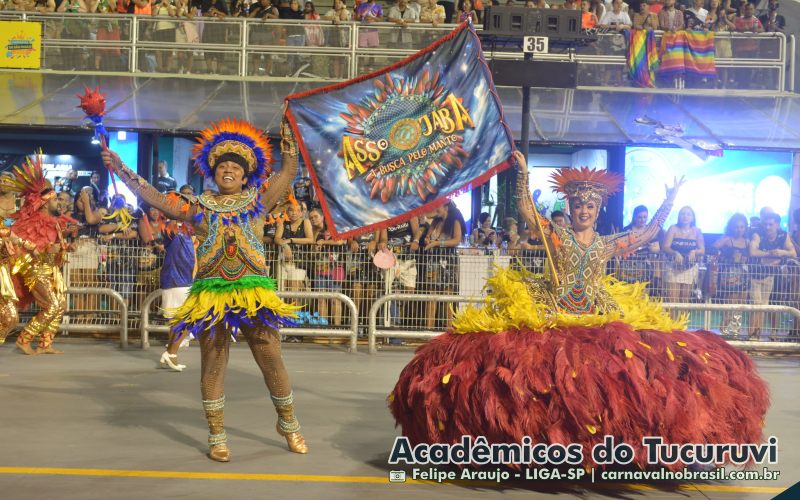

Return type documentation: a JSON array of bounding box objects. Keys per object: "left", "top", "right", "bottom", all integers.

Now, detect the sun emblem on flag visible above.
[{"left": 339, "top": 69, "right": 472, "bottom": 203}]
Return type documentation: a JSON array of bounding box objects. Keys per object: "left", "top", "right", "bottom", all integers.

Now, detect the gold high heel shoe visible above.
[
  {"left": 208, "top": 443, "right": 231, "bottom": 462},
  {"left": 276, "top": 422, "right": 308, "bottom": 454}
]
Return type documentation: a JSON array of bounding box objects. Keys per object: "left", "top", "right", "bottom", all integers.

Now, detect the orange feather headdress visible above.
[
  {"left": 192, "top": 118, "right": 273, "bottom": 189},
  {"left": 549, "top": 167, "right": 624, "bottom": 205}
]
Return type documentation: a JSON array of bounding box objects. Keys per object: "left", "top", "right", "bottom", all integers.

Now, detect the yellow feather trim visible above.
[
  {"left": 167, "top": 286, "right": 300, "bottom": 328},
  {"left": 452, "top": 267, "right": 687, "bottom": 334}
]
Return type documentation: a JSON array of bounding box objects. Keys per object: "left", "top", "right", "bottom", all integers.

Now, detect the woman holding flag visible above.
[{"left": 389, "top": 151, "right": 769, "bottom": 470}]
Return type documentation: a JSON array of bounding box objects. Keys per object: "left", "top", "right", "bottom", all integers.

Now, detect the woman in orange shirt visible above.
[{"left": 581, "top": 0, "right": 598, "bottom": 28}]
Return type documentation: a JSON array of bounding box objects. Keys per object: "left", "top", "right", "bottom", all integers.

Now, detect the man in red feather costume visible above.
[
  {"left": 390, "top": 151, "right": 769, "bottom": 471},
  {"left": 2, "top": 154, "right": 76, "bottom": 355}
]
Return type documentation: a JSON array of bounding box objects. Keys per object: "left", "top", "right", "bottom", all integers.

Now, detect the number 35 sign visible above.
[{"left": 523, "top": 36, "right": 549, "bottom": 54}]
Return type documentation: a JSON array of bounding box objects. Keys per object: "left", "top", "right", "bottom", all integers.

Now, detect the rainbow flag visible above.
[
  {"left": 658, "top": 30, "right": 716, "bottom": 78},
  {"left": 627, "top": 30, "right": 659, "bottom": 88}
]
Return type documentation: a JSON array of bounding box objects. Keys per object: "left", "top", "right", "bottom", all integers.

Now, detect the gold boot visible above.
[
  {"left": 271, "top": 393, "right": 308, "bottom": 454},
  {"left": 15, "top": 324, "right": 38, "bottom": 355},
  {"left": 203, "top": 396, "right": 230, "bottom": 462}
]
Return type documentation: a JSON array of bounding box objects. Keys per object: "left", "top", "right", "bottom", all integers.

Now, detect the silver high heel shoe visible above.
[{"left": 159, "top": 351, "right": 186, "bottom": 372}]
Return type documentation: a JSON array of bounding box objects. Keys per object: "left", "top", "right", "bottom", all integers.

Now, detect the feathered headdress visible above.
[
  {"left": 192, "top": 118, "right": 273, "bottom": 189},
  {"left": 550, "top": 167, "right": 624, "bottom": 205},
  {"left": 3, "top": 153, "right": 56, "bottom": 212},
  {"left": 6, "top": 152, "right": 76, "bottom": 252}
]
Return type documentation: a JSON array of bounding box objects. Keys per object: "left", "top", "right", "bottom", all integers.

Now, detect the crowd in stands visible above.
[
  {"left": 1, "top": 0, "right": 785, "bottom": 37},
  {"left": 1, "top": 0, "right": 786, "bottom": 84}
]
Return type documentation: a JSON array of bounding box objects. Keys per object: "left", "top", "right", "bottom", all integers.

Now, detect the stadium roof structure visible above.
[{"left": 1, "top": 73, "right": 799, "bottom": 150}]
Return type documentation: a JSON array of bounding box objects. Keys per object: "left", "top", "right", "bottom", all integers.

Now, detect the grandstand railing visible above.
[{"left": 0, "top": 12, "right": 793, "bottom": 92}]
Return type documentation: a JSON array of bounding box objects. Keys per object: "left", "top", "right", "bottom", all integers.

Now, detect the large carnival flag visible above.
[{"left": 285, "top": 21, "right": 514, "bottom": 238}]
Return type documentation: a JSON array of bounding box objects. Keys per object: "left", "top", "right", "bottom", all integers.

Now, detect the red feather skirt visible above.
[{"left": 389, "top": 322, "right": 769, "bottom": 470}]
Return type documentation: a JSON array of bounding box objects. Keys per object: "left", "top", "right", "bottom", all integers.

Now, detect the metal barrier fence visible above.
[
  {"left": 18, "top": 286, "right": 129, "bottom": 347},
  {"left": 9, "top": 236, "right": 800, "bottom": 350},
  {"left": 139, "top": 288, "right": 358, "bottom": 351},
  {"left": 367, "top": 293, "right": 483, "bottom": 354},
  {"left": 139, "top": 290, "right": 358, "bottom": 353},
  {"left": 0, "top": 12, "right": 793, "bottom": 92}
]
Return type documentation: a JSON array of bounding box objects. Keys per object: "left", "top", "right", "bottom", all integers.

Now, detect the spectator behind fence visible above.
[
  {"left": 617, "top": 205, "right": 660, "bottom": 289},
  {"left": 304, "top": 1, "right": 327, "bottom": 76},
  {"left": 686, "top": 0, "right": 708, "bottom": 23},
  {"left": 57, "top": 191, "right": 73, "bottom": 217},
  {"left": 551, "top": 210, "right": 569, "bottom": 228},
  {"left": 152, "top": 0, "right": 178, "bottom": 71},
  {"left": 422, "top": 200, "right": 465, "bottom": 329},
  {"left": 709, "top": 0, "right": 735, "bottom": 85},
  {"left": 98, "top": 194, "right": 140, "bottom": 316},
  {"left": 589, "top": 0, "right": 606, "bottom": 21},
  {"left": 713, "top": 213, "right": 750, "bottom": 335},
  {"left": 456, "top": 0, "right": 477, "bottom": 23},
  {"left": 309, "top": 207, "right": 346, "bottom": 326},
  {"left": 758, "top": 0, "right": 784, "bottom": 32},
  {"left": 581, "top": 0, "right": 599, "bottom": 28},
  {"left": 194, "top": 0, "right": 230, "bottom": 74},
  {"left": 381, "top": 217, "right": 422, "bottom": 330},
  {"left": 633, "top": 0, "right": 658, "bottom": 28},
  {"left": 733, "top": 1, "right": 764, "bottom": 80},
  {"left": 600, "top": 0, "right": 632, "bottom": 28},
  {"left": 174, "top": 0, "right": 200, "bottom": 74},
  {"left": 419, "top": 0, "right": 445, "bottom": 26},
  {"left": 154, "top": 160, "right": 177, "bottom": 193},
  {"left": 438, "top": 0, "right": 454, "bottom": 23},
  {"left": 274, "top": 202, "right": 314, "bottom": 293},
  {"left": 470, "top": 212, "right": 496, "bottom": 247},
  {"left": 499, "top": 216, "right": 520, "bottom": 254},
  {"left": 658, "top": 0, "right": 684, "bottom": 31},
  {"left": 70, "top": 187, "right": 108, "bottom": 321},
  {"left": 356, "top": 0, "right": 384, "bottom": 62},
  {"left": 389, "top": 0, "right": 420, "bottom": 47},
  {"left": 178, "top": 183, "right": 195, "bottom": 197},
  {"left": 748, "top": 212, "right": 796, "bottom": 339},
  {"left": 663, "top": 206, "right": 704, "bottom": 303},
  {"left": 345, "top": 229, "right": 380, "bottom": 330},
  {"left": 55, "top": 168, "right": 79, "bottom": 198},
  {"left": 322, "top": 0, "right": 353, "bottom": 79}
]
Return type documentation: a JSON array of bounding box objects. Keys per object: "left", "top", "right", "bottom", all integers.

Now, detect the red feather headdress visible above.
[
  {"left": 550, "top": 167, "right": 624, "bottom": 205},
  {"left": 7, "top": 152, "right": 76, "bottom": 251}
]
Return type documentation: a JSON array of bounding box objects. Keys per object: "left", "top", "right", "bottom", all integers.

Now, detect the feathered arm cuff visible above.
[
  {"left": 262, "top": 119, "right": 299, "bottom": 214},
  {"left": 606, "top": 196, "right": 674, "bottom": 259},
  {"left": 108, "top": 156, "right": 196, "bottom": 223}
]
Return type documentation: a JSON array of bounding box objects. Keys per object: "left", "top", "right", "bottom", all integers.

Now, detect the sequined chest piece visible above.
[
  {"left": 196, "top": 189, "right": 267, "bottom": 281},
  {"left": 556, "top": 231, "right": 607, "bottom": 314}
]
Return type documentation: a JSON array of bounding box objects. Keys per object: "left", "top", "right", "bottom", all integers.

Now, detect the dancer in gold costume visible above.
[
  {"left": 0, "top": 227, "right": 21, "bottom": 344},
  {"left": 101, "top": 118, "right": 306, "bottom": 462},
  {"left": 1, "top": 155, "right": 76, "bottom": 355}
]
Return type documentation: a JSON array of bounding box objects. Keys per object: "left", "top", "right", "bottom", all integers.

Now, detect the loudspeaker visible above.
[
  {"left": 482, "top": 6, "right": 582, "bottom": 40},
  {"left": 489, "top": 59, "right": 578, "bottom": 88}
]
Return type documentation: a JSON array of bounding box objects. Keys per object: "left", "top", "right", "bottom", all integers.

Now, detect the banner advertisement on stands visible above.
[
  {"left": 0, "top": 21, "right": 42, "bottom": 69},
  {"left": 285, "top": 21, "right": 514, "bottom": 238}
]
